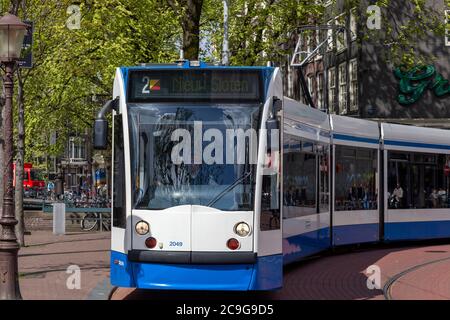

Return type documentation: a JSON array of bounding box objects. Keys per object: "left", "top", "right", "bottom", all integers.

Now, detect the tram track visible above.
[{"left": 383, "top": 255, "right": 450, "bottom": 300}]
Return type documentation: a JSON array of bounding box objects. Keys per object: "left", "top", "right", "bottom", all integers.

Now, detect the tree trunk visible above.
[
  {"left": 9, "top": 0, "right": 21, "bottom": 15},
  {"left": 167, "top": 0, "right": 204, "bottom": 61},
  {"left": 15, "top": 70, "right": 25, "bottom": 247},
  {"left": 182, "top": 0, "right": 203, "bottom": 60}
]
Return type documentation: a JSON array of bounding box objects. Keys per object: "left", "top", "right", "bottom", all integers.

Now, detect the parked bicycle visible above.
[{"left": 81, "top": 212, "right": 111, "bottom": 231}]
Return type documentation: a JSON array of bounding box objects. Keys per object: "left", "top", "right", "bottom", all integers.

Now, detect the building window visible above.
[
  {"left": 307, "top": 74, "right": 314, "bottom": 102},
  {"left": 317, "top": 73, "right": 324, "bottom": 110},
  {"left": 338, "top": 62, "right": 347, "bottom": 114},
  {"left": 69, "top": 137, "right": 86, "bottom": 160},
  {"left": 336, "top": 14, "right": 347, "bottom": 51},
  {"left": 287, "top": 55, "right": 294, "bottom": 97},
  {"left": 306, "top": 34, "right": 312, "bottom": 54},
  {"left": 446, "top": 10, "right": 450, "bottom": 46},
  {"left": 350, "top": 7, "right": 357, "bottom": 41},
  {"left": 315, "top": 29, "right": 323, "bottom": 60},
  {"left": 315, "top": 29, "right": 320, "bottom": 47},
  {"left": 349, "top": 59, "right": 358, "bottom": 111},
  {"left": 328, "top": 67, "right": 336, "bottom": 114},
  {"left": 327, "top": 19, "right": 334, "bottom": 51}
]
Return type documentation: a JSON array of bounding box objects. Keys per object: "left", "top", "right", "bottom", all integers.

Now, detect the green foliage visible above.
[
  {"left": 13, "top": 0, "right": 179, "bottom": 160},
  {"left": 357, "top": 0, "right": 447, "bottom": 67},
  {"left": 202, "top": 0, "right": 325, "bottom": 66},
  {"left": 201, "top": 0, "right": 448, "bottom": 68}
]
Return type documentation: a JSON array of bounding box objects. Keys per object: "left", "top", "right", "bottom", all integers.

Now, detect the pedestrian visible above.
[{"left": 47, "top": 180, "right": 55, "bottom": 200}]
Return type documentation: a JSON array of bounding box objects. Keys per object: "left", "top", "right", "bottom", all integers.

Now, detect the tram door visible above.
[{"left": 282, "top": 135, "right": 331, "bottom": 262}]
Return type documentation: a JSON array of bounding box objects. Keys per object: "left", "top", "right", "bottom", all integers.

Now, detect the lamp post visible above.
[{"left": 0, "top": 13, "right": 29, "bottom": 300}]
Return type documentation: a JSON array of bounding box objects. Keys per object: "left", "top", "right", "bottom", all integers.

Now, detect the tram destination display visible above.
[{"left": 128, "top": 69, "right": 262, "bottom": 102}]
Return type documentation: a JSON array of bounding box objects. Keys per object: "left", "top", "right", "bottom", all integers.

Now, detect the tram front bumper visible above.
[{"left": 110, "top": 250, "right": 283, "bottom": 291}]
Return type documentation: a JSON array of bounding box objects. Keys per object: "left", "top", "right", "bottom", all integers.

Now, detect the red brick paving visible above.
[
  {"left": 16, "top": 229, "right": 450, "bottom": 300},
  {"left": 111, "top": 243, "right": 450, "bottom": 300},
  {"left": 388, "top": 259, "right": 450, "bottom": 300},
  {"left": 18, "top": 231, "right": 110, "bottom": 300}
]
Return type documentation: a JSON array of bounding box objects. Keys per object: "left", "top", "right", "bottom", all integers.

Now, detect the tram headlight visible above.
[
  {"left": 234, "top": 222, "right": 251, "bottom": 237},
  {"left": 135, "top": 221, "right": 149, "bottom": 235}
]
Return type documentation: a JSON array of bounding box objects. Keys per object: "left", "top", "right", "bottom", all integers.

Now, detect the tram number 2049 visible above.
[{"left": 169, "top": 241, "right": 183, "bottom": 247}]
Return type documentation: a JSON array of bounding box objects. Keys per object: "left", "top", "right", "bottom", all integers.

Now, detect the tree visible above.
[
  {"left": 15, "top": 69, "right": 25, "bottom": 246},
  {"left": 0, "top": 1, "right": 180, "bottom": 244},
  {"left": 22, "top": 0, "right": 179, "bottom": 162},
  {"left": 200, "top": 0, "right": 448, "bottom": 68},
  {"left": 166, "top": 0, "right": 204, "bottom": 60}
]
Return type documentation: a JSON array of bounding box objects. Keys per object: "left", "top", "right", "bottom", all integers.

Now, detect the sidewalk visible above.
[{"left": 18, "top": 230, "right": 111, "bottom": 300}]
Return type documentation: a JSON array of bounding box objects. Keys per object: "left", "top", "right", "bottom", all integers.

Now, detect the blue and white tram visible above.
[{"left": 94, "top": 61, "right": 450, "bottom": 291}]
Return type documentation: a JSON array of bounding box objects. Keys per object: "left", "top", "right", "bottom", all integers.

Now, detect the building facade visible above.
[{"left": 292, "top": 0, "right": 450, "bottom": 127}]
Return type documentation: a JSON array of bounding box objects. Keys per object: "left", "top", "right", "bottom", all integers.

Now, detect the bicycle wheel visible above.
[{"left": 81, "top": 213, "right": 98, "bottom": 231}]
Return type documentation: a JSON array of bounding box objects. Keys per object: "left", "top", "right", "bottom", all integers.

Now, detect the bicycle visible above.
[{"left": 81, "top": 212, "right": 111, "bottom": 231}]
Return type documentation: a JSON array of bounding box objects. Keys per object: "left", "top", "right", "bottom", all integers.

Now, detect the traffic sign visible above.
[{"left": 18, "top": 20, "right": 33, "bottom": 69}]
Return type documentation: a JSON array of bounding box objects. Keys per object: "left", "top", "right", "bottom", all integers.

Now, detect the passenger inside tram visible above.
[
  {"left": 388, "top": 152, "right": 450, "bottom": 209},
  {"left": 334, "top": 146, "right": 378, "bottom": 211}
]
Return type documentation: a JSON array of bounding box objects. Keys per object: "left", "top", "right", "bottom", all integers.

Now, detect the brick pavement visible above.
[
  {"left": 111, "top": 243, "right": 450, "bottom": 300},
  {"left": 18, "top": 230, "right": 111, "bottom": 300}
]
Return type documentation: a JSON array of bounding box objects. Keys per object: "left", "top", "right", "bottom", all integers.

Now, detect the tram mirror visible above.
[
  {"left": 94, "top": 118, "right": 108, "bottom": 150},
  {"left": 273, "top": 98, "right": 282, "bottom": 114}
]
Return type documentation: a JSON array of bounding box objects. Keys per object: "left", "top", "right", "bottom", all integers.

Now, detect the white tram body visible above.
[{"left": 96, "top": 62, "right": 450, "bottom": 291}]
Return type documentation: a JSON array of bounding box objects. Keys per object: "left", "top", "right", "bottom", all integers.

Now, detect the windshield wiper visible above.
[{"left": 206, "top": 171, "right": 251, "bottom": 207}]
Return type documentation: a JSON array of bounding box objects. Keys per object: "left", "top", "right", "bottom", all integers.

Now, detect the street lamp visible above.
[{"left": 0, "top": 13, "right": 28, "bottom": 300}]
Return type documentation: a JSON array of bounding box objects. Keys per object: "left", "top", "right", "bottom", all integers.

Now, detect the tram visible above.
[{"left": 94, "top": 61, "right": 450, "bottom": 291}]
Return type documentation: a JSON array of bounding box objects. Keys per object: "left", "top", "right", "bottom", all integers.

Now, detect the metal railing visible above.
[{"left": 43, "top": 202, "right": 111, "bottom": 232}]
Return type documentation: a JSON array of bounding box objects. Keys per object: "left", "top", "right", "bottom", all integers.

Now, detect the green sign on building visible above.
[{"left": 394, "top": 65, "right": 450, "bottom": 105}]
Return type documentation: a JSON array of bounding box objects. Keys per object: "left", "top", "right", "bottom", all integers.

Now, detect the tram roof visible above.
[
  {"left": 283, "top": 98, "right": 331, "bottom": 144},
  {"left": 119, "top": 61, "right": 275, "bottom": 71},
  {"left": 331, "top": 114, "right": 380, "bottom": 148},
  {"left": 382, "top": 122, "right": 450, "bottom": 154},
  {"left": 284, "top": 98, "right": 329, "bottom": 130}
]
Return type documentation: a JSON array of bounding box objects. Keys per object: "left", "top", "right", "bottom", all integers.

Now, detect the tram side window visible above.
[
  {"left": 334, "top": 146, "right": 378, "bottom": 211},
  {"left": 388, "top": 151, "right": 450, "bottom": 209},
  {"left": 113, "top": 115, "right": 126, "bottom": 228},
  {"left": 283, "top": 136, "right": 319, "bottom": 218}
]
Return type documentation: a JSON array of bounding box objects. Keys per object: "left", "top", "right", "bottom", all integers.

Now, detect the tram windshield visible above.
[{"left": 128, "top": 103, "right": 261, "bottom": 211}]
